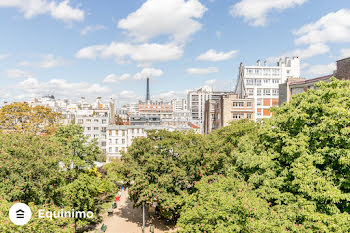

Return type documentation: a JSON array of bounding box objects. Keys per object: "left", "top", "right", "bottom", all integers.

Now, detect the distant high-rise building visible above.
[{"left": 235, "top": 57, "right": 300, "bottom": 121}]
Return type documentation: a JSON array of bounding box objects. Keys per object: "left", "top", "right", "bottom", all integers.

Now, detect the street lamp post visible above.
[{"left": 142, "top": 204, "right": 145, "bottom": 233}]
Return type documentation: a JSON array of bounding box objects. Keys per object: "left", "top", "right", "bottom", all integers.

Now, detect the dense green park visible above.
[
  {"left": 123, "top": 79, "right": 350, "bottom": 232},
  {"left": 0, "top": 79, "right": 350, "bottom": 232},
  {"left": 0, "top": 103, "right": 120, "bottom": 232}
]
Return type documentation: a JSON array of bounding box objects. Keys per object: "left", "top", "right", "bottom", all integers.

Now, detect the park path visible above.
[{"left": 95, "top": 189, "right": 176, "bottom": 233}]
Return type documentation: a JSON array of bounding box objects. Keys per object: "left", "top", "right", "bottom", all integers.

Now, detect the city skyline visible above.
[{"left": 1, "top": 0, "right": 350, "bottom": 105}]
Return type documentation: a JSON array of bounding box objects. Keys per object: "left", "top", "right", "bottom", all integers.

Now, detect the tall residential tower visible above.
[{"left": 235, "top": 57, "right": 300, "bottom": 121}]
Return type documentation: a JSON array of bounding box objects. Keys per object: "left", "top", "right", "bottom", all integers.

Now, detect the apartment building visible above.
[
  {"left": 203, "top": 93, "right": 254, "bottom": 134},
  {"left": 188, "top": 87, "right": 231, "bottom": 131},
  {"left": 235, "top": 57, "right": 300, "bottom": 121},
  {"left": 76, "top": 110, "right": 109, "bottom": 154},
  {"left": 138, "top": 100, "right": 173, "bottom": 119},
  {"left": 171, "top": 98, "right": 187, "bottom": 112},
  {"left": 106, "top": 125, "right": 147, "bottom": 161}
]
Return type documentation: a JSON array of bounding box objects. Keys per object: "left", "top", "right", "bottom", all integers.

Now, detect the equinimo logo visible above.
[{"left": 9, "top": 203, "right": 32, "bottom": 225}]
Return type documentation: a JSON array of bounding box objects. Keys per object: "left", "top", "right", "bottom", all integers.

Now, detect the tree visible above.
[
  {"left": 115, "top": 114, "right": 124, "bottom": 125},
  {"left": 0, "top": 102, "right": 61, "bottom": 134},
  {"left": 177, "top": 174, "right": 276, "bottom": 233},
  {"left": 122, "top": 130, "right": 207, "bottom": 220},
  {"left": 0, "top": 124, "right": 111, "bottom": 231},
  {"left": 0, "top": 132, "right": 66, "bottom": 205},
  {"left": 54, "top": 124, "right": 101, "bottom": 176},
  {"left": 228, "top": 79, "right": 350, "bottom": 232}
]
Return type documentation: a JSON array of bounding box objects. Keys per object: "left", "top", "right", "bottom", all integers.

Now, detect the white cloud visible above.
[
  {"left": 5, "top": 69, "right": 33, "bottom": 79},
  {"left": 187, "top": 67, "right": 218, "bottom": 75},
  {"left": 81, "top": 25, "right": 106, "bottom": 35},
  {"left": 16, "top": 77, "right": 111, "bottom": 97},
  {"left": 0, "top": 53, "right": 10, "bottom": 60},
  {"left": 231, "top": 0, "right": 308, "bottom": 26},
  {"left": 133, "top": 68, "right": 163, "bottom": 80},
  {"left": 152, "top": 90, "right": 187, "bottom": 100},
  {"left": 295, "top": 9, "right": 350, "bottom": 45},
  {"left": 19, "top": 54, "right": 67, "bottom": 68},
  {"left": 196, "top": 49, "right": 238, "bottom": 62},
  {"left": 103, "top": 73, "right": 131, "bottom": 83},
  {"left": 76, "top": 42, "right": 183, "bottom": 65},
  {"left": 110, "top": 90, "right": 142, "bottom": 105},
  {"left": 340, "top": 48, "right": 350, "bottom": 59},
  {"left": 267, "top": 43, "right": 330, "bottom": 63},
  {"left": 0, "top": 0, "right": 84, "bottom": 23},
  {"left": 103, "top": 68, "right": 163, "bottom": 83},
  {"left": 303, "top": 63, "right": 336, "bottom": 77},
  {"left": 204, "top": 79, "right": 216, "bottom": 86},
  {"left": 117, "top": 0, "right": 207, "bottom": 43}
]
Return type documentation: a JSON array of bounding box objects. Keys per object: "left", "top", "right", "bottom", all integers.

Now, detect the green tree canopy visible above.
[{"left": 0, "top": 102, "right": 61, "bottom": 134}]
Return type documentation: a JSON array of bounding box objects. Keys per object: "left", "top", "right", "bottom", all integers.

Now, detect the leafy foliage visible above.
[
  {"left": 0, "top": 102, "right": 61, "bottom": 134},
  {"left": 0, "top": 122, "right": 112, "bottom": 231},
  {"left": 125, "top": 79, "right": 350, "bottom": 232}
]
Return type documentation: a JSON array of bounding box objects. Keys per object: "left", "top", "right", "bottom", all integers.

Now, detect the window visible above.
[
  {"left": 78, "top": 119, "right": 83, "bottom": 124},
  {"left": 257, "top": 89, "right": 262, "bottom": 96},
  {"left": 94, "top": 134, "right": 98, "bottom": 138},
  {"left": 109, "top": 139, "right": 112, "bottom": 143},
  {"left": 109, "top": 147, "right": 112, "bottom": 152},
  {"left": 122, "top": 139, "right": 125, "bottom": 144},
  {"left": 272, "top": 89, "right": 279, "bottom": 96},
  {"left": 247, "top": 89, "right": 254, "bottom": 96},
  {"left": 87, "top": 127, "right": 91, "bottom": 130},
  {"left": 101, "top": 141, "right": 106, "bottom": 146},
  {"left": 246, "top": 79, "right": 254, "bottom": 85},
  {"left": 101, "top": 127, "right": 106, "bottom": 132},
  {"left": 247, "top": 102, "right": 252, "bottom": 107},
  {"left": 272, "top": 69, "right": 280, "bottom": 76},
  {"left": 263, "top": 89, "right": 271, "bottom": 96},
  {"left": 86, "top": 134, "right": 91, "bottom": 137},
  {"left": 272, "top": 79, "right": 280, "bottom": 84},
  {"left": 115, "top": 147, "right": 119, "bottom": 152},
  {"left": 122, "top": 131, "right": 125, "bottom": 136},
  {"left": 102, "top": 119, "right": 106, "bottom": 124},
  {"left": 256, "top": 79, "right": 262, "bottom": 86},
  {"left": 255, "top": 69, "right": 262, "bottom": 75},
  {"left": 257, "top": 99, "right": 262, "bottom": 106},
  {"left": 233, "top": 114, "right": 244, "bottom": 119},
  {"left": 263, "top": 69, "right": 271, "bottom": 76},
  {"left": 115, "top": 130, "right": 119, "bottom": 135},
  {"left": 263, "top": 79, "right": 270, "bottom": 84},
  {"left": 247, "top": 113, "right": 252, "bottom": 119},
  {"left": 94, "top": 127, "right": 99, "bottom": 130},
  {"left": 115, "top": 139, "right": 118, "bottom": 144},
  {"left": 233, "top": 102, "right": 244, "bottom": 107},
  {"left": 94, "top": 119, "right": 99, "bottom": 123},
  {"left": 86, "top": 119, "right": 91, "bottom": 123},
  {"left": 247, "top": 69, "right": 254, "bottom": 75}
]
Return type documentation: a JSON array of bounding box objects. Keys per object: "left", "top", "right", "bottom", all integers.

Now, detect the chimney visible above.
[
  {"left": 257, "top": 60, "right": 261, "bottom": 66},
  {"left": 146, "top": 77, "right": 150, "bottom": 103},
  {"left": 264, "top": 60, "right": 267, "bottom": 66}
]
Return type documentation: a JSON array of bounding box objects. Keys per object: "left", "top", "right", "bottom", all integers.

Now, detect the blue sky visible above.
[{"left": 0, "top": 0, "right": 350, "bottom": 106}]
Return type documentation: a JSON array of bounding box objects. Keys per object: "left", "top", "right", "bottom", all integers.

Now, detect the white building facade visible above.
[{"left": 235, "top": 57, "right": 300, "bottom": 121}]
